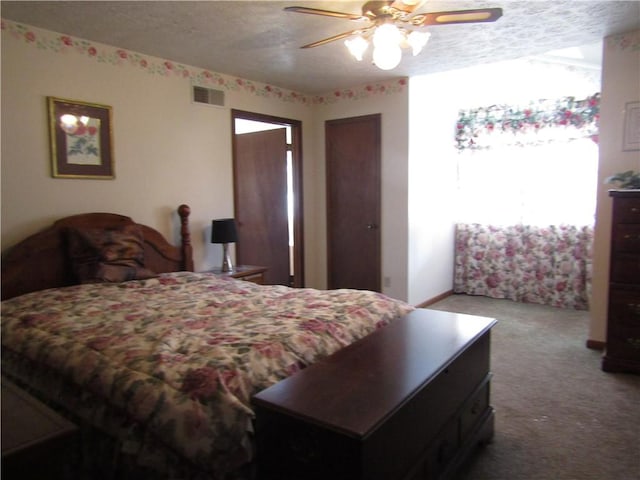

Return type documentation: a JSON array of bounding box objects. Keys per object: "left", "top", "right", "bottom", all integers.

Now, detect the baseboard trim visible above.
[
  {"left": 416, "top": 290, "right": 454, "bottom": 308},
  {"left": 586, "top": 339, "right": 606, "bottom": 350}
]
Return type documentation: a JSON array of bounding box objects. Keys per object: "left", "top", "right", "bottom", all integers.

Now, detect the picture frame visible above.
[
  {"left": 48, "top": 97, "right": 114, "bottom": 178},
  {"left": 622, "top": 101, "right": 640, "bottom": 152}
]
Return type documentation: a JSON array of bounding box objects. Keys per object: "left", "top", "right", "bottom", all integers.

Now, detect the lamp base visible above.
[{"left": 221, "top": 243, "right": 234, "bottom": 272}]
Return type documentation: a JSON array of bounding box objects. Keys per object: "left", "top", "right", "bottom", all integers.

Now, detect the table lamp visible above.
[{"left": 211, "top": 218, "right": 238, "bottom": 272}]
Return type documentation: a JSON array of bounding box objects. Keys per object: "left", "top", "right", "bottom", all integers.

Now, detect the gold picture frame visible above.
[
  {"left": 623, "top": 101, "right": 640, "bottom": 152},
  {"left": 48, "top": 97, "right": 114, "bottom": 179}
]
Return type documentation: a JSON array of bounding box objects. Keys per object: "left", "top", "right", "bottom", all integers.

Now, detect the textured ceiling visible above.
[{"left": 2, "top": 1, "right": 639, "bottom": 94}]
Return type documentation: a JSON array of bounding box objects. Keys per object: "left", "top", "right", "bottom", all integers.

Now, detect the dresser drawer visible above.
[
  {"left": 608, "top": 287, "right": 640, "bottom": 327},
  {"left": 613, "top": 224, "right": 640, "bottom": 253},
  {"left": 613, "top": 197, "right": 640, "bottom": 224},
  {"left": 610, "top": 253, "right": 640, "bottom": 284},
  {"left": 605, "top": 324, "right": 640, "bottom": 360}
]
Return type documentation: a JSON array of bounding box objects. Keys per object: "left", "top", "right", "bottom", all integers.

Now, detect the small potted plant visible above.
[{"left": 604, "top": 170, "right": 640, "bottom": 189}]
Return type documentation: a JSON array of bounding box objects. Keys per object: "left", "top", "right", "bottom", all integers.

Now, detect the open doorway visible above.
[{"left": 231, "top": 110, "right": 304, "bottom": 287}]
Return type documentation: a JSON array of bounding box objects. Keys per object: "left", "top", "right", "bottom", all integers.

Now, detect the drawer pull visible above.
[
  {"left": 631, "top": 207, "right": 639, "bottom": 213},
  {"left": 627, "top": 338, "right": 640, "bottom": 350},
  {"left": 622, "top": 234, "right": 640, "bottom": 240}
]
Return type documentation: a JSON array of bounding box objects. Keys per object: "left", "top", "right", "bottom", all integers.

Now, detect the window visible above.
[{"left": 454, "top": 94, "right": 600, "bottom": 227}]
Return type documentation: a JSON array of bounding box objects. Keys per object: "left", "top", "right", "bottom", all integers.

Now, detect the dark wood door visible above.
[
  {"left": 234, "top": 128, "right": 290, "bottom": 285},
  {"left": 326, "top": 114, "right": 381, "bottom": 291}
]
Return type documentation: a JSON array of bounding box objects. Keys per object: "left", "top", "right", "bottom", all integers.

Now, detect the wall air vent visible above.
[{"left": 192, "top": 85, "right": 225, "bottom": 107}]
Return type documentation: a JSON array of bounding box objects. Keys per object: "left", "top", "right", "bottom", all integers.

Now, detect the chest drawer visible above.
[
  {"left": 608, "top": 287, "right": 640, "bottom": 328},
  {"left": 460, "top": 377, "right": 491, "bottom": 442},
  {"left": 612, "top": 224, "right": 640, "bottom": 253},
  {"left": 605, "top": 324, "right": 640, "bottom": 360},
  {"left": 613, "top": 197, "right": 640, "bottom": 223},
  {"left": 610, "top": 253, "right": 640, "bottom": 284}
]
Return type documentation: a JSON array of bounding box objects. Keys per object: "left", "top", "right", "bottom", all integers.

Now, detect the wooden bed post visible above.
[{"left": 178, "top": 204, "right": 194, "bottom": 272}]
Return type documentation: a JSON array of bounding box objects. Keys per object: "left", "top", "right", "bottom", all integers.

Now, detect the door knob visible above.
[{"left": 366, "top": 223, "right": 378, "bottom": 230}]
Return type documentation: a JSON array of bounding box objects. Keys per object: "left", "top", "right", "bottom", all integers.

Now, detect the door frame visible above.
[{"left": 231, "top": 109, "right": 305, "bottom": 287}]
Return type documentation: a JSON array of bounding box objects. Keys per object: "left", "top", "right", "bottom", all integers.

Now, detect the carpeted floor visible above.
[{"left": 429, "top": 294, "right": 640, "bottom": 480}]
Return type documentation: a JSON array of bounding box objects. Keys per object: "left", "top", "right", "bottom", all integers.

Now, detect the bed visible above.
[{"left": 0, "top": 205, "right": 415, "bottom": 479}]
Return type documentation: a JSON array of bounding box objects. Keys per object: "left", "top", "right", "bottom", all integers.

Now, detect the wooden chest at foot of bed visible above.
[{"left": 252, "top": 309, "right": 497, "bottom": 480}]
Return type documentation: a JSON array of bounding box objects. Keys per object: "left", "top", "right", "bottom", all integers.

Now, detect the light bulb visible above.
[
  {"left": 373, "top": 24, "right": 403, "bottom": 48},
  {"left": 345, "top": 36, "right": 369, "bottom": 61},
  {"left": 372, "top": 45, "right": 402, "bottom": 70},
  {"left": 407, "top": 31, "right": 431, "bottom": 56}
]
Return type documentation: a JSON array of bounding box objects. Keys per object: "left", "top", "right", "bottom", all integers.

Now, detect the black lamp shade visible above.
[{"left": 211, "top": 218, "right": 238, "bottom": 244}]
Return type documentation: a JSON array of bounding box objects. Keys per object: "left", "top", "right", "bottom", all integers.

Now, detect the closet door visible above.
[{"left": 326, "top": 114, "right": 381, "bottom": 291}]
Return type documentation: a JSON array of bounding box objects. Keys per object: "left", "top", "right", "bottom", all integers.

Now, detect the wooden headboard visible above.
[{"left": 1, "top": 205, "right": 194, "bottom": 300}]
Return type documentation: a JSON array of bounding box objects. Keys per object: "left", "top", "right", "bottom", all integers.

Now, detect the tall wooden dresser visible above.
[{"left": 603, "top": 189, "right": 640, "bottom": 374}]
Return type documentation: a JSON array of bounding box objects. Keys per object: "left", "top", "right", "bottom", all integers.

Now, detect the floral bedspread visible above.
[{"left": 1, "top": 272, "right": 413, "bottom": 477}]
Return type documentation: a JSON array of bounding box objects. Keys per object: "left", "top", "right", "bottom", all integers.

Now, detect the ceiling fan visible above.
[{"left": 285, "top": 1, "right": 503, "bottom": 70}]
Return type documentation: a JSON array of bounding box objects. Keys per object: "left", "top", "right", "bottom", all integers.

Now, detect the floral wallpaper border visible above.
[
  {"left": 1, "top": 19, "right": 407, "bottom": 106},
  {"left": 606, "top": 29, "right": 640, "bottom": 52}
]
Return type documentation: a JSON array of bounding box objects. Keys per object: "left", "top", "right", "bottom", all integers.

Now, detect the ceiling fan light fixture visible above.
[
  {"left": 372, "top": 23, "right": 403, "bottom": 47},
  {"left": 286, "top": 4, "right": 503, "bottom": 72},
  {"left": 371, "top": 23, "right": 404, "bottom": 70},
  {"left": 407, "top": 30, "right": 430, "bottom": 56},
  {"left": 345, "top": 35, "right": 369, "bottom": 61},
  {"left": 372, "top": 44, "right": 402, "bottom": 70}
]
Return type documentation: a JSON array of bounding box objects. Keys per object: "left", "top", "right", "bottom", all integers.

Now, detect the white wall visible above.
[
  {"left": 407, "top": 75, "right": 457, "bottom": 306},
  {"left": 1, "top": 20, "right": 413, "bottom": 296},
  {"left": 0, "top": 21, "right": 318, "bottom": 281},
  {"left": 314, "top": 83, "right": 410, "bottom": 301},
  {"left": 590, "top": 30, "right": 640, "bottom": 343}
]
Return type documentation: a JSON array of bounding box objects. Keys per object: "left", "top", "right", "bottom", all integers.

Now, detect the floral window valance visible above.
[{"left": 455, "top": 93, "right": 600, "bottom": 151}]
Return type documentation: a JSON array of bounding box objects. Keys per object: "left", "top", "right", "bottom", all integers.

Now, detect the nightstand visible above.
[
  {"left": 1, "top": 378, "right": 78, "bottom": 480},
  {"left": 208, "top": 265, "right": 268, "bottom": 284}
]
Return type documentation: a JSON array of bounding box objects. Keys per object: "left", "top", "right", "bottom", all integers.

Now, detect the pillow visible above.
[{"left": 66, "top": 224, "right": 156, "bottom": 283}]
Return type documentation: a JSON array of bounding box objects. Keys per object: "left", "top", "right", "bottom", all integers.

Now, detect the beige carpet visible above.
[{"left": 429, "top": 294, "right": 640, "bottom": 480}]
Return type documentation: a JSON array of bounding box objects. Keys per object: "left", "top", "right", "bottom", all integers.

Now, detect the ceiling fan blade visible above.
[
  {"left": 300, "top": 29, "right": 363, "bottom": 49},
  {"left": 284, "top": 6, "right": 366, "bottom": 21},
  {"left": 413, "top": 8, "right": 503, "bottom": 26},
  {"left": 390, "top": 0, "right": 427, "bottom": 13}
]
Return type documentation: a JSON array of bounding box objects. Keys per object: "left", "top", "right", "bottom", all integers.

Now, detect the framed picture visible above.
[
  {"left": 48, "top": 97, "right": 114, "bottom": 178},
  {"left": 622, "top": 101, "right": 640, "bottom": 152}
]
